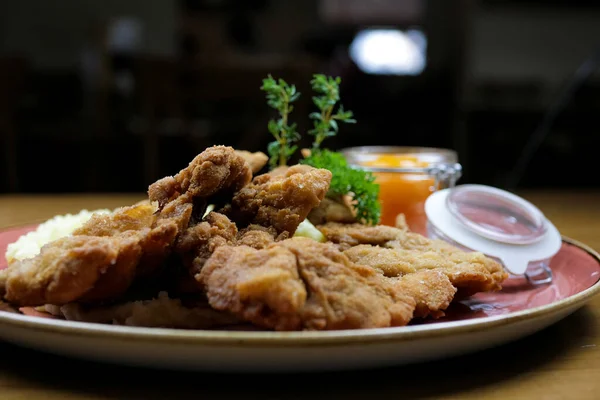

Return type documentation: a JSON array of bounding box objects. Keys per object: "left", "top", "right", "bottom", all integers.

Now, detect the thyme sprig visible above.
[
  {"left": 308, "top": 74, "right": 356, "bottom": 150},
  {"left": 260, "top": 75, "right": 301, "bottom": 168}
]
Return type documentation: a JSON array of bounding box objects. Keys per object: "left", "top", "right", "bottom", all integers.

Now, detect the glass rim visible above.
[{"left": 341, "top": 146, "right": 460, "bottom": 174}]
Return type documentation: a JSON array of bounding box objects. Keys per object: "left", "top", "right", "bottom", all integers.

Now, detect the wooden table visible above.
[{"left": 0, "top": 192, "right": 599, "bottom": 400}]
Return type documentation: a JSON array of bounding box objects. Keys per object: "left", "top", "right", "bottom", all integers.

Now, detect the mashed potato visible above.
[{"left": 5, "top": 208, "right": 111, "bottom": 264}]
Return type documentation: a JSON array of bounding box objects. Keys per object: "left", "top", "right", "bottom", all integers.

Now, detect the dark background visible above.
[{"left": 1, "top": 0, "right": 599, "bottom": 194}]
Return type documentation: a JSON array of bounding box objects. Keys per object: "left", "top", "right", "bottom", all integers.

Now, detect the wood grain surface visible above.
[{"left": 0, "top": 191, "right": 598, "bottom": 400}]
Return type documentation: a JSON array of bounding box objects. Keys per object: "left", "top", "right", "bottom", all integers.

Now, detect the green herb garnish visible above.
[
  {"left": 302, "top": 74, "right": 381, "bottom": 225},
  {"left": 260, "top": 73, "right": 381, "bottom": 225},
  {"left": 308, "top": 74, "right": 356, "bottom": 150},
  {"left": 302, "top": 149, "right": 381, "bottom": 225},
  {"left": 260, "top": 75, "right": 301, "bottom": 168}
]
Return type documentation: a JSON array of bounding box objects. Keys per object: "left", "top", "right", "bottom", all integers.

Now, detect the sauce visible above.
[{"left": 361, "top": 154, "right": 434, "bottom": 234}]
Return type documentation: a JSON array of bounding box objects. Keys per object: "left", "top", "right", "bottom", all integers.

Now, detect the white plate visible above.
[
  {"left": 0, "top": 235, "right": 599, "bottom": 372},
  {"left": 0, "top": 298, "right": 589, "bottom": 373}
]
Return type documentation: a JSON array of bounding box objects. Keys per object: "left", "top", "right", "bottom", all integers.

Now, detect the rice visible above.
[{"left": 5, "top": 208, "right": 111, "bottom": 264}]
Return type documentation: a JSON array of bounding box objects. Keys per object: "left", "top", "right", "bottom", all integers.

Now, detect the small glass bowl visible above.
[{"left": 342, "top": 146, "right": 462, "bottom": 234}]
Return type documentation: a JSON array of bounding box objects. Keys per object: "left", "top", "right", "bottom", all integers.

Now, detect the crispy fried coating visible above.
[
  {"left": 307, "top": 196, "right": 356, "bottom": 226},
  {"left": 199, "top": 237, "right": 416, "bottom": 331},
  {"left": 199, "top": 244, "right": 307, "bottom": 330},
  {"left": 175, "top": 212, "right": 238, "bottom": 276},
  {"left": 3, "top": 235, "right": 122, "bottom": 306},
  {"left": 73, "top": 202, "right": 157, "bottom": 236},
  {"left": 49, "top": 291, "right": 242, "bottom": 329},
  {"left": 77, "top": 202, "right": 187, "bottom": 279},
  {"left": 279, "top": 238, "right": 416, "bottom": 330},
  {"left": 148, "top": 145, "right": 252, "bottom": 209},
  {"left": 319, "top": 222, "right": 507, "bottom": 295},
  {"left": 343, "top": 245, "right": 418, "bottom": 276},
  {"left": 2, "top": 201, "right": 189, "bottom": 307},
  {"left": 341, "top": 237, "right": 507, "bottom": 297},
  {"left": 72, "top": 202, "right": 184, "bottom": 281},
  {"left": 235, "top": 224, "right": 290, "bottom": 250},
  {"left": 224, "top": 165, "right": 332, "bottom": 235},
  {"left": 236, "top": 230, "right": 274, "bottom": 250},
  {"left": 384, "top": 233, "right": 508, "bottom": 296},
  {"left": 392, "top": 270, "right": 456, "bottom": 318},
  {"left": 317, "top": 222, "right": 404, "bottom": 250},
  {"left": 76, "top": 231, "right": 145, "bottom": 303},
  {"left": 234, "top": 150, "right": 268, "bottom": 174}
]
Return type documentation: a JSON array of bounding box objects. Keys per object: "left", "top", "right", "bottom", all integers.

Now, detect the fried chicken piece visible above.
[
  {"left": 200, "top": 244, "right": 307, "bottom": 330},
  {"left": 76, "top": 231, "right": 146, "bottom": 303},
  {"left": 224, "top": 165, "right": 332, "bottom": 236},
  {"left": 136, "top": 198, "right": 193, "bottom": 278},
  {"left": 317, "top": 222, "right": 404, "bottom": 250},
  {"left": 199, "top": 237, "right": 416, "bottom": 331},
  {"left": 343, "top": 245, "right": 418, "bottom": 276},
  {"left": 343, "top": 238, "right": 506, "bottom": 297},
  {"left": 49, "top": 292, "right": 242, "bottom": 329},
  {"left": 73, "top": 202, "right": 157, "bottom": 236},
  {"left": 384, "top": 233, "right": 508, "bottom": 296},
  {"left": 174, "top": 211, "right": 238, "bottom": 276},
  {"left": 235, "top": 224, "right": 290, "bottom": 249},
  {"left": 236, "top": 230, "right": 275, "bottom": 250},
  {"left": 391, "top": 270, "right": 456, "bottom": 319},
  {"left": 235, "top": 150, "right": 268, "bottom": 174},
  {"left": 74, "top": 201, "right": 187, "bottom": 280},
  {"left": 279, "top": 238, "right": 416, "bottom": 330},
  {"left": 170, "top": 226, "right": 285, "bottom": 295},
  {"left": 307, "top": 196, "right": 356, "bottom": 226},
  {"left": 319, "top": 221, "right": 507, "bottom": 295},
  {"left": 2, "top": 200, "right": 189, "bottom": 307},
  {"left": 172, "top": 217, "right": 292, "bottom": 295},
  {"left": 2, "top": 235, "right": 124, "bottom": 306},
  {"left": 148, "top": 145, "right": 252, "bottom": 209}
]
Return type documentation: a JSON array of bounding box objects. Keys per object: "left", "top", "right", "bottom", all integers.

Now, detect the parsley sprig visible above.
[
  {"left": 308, "top": 74, "right": 356, "bottom": 150},
  {"left": 302, "top": 149, "right": 381, "bottom": 225},
  {"left": 260, "top": 75, "right": 301, "bottom": 168}
]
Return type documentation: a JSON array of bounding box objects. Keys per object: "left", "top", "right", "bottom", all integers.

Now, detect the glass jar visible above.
[{"left": 342, "top": 146, "right": 462, "bottom": 235}]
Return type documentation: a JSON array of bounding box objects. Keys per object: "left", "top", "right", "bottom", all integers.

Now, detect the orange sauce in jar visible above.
[{"left": 362, "top": 154, "right": 434, "bottom": 235}]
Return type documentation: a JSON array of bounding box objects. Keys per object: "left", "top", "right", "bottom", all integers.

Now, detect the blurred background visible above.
[{"left": 1, "top": 0, "right": 599, "bottom": 194}]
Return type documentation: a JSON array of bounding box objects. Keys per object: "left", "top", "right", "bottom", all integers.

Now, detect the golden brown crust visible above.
[
  {"left": 2, "top": 200, "right": 190, "bottom": 306},
  {"left": 234, "top": 150, "right": 268, "bottom": 174},
  {"left": 224, "top": 165, "right": 332, "bottom": 235},
  {"left": 307, "top": 196, "right": 356, "bottom": 226},
  {"left": 148, "top": 145, "right": 252, "bottom": 209},
  {"left": 317, "top": 222, "right": 405, "bottom": 250},
  {"left": 384, "top": 232, "right": 508, "bottom": 295},
  {"left": 392, "top": 270, "right": 456, "bottom": 319},
  {"left": 174, "top": 212, "right": 238, "bottom": 276},
  {"left": 3, "top": 236, "right": 120, "bottom": 306},
  {"left": 77, "top": 232, "right": 145, "bottom": 303},
  {"left": 199, "top": 244, "right": 306, "bottom": 331},
  {"left": 199, "top": 237, "right": 416, "bottom": 331},
  {"left": 73, "top": 203, "right": 157, "bottom": 236}
]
